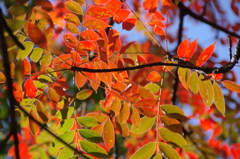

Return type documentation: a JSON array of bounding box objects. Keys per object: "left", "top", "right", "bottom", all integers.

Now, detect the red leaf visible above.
[
  {"left": 81, "top": 30, "right": 102, "bottom": 41},
  {"left": 137, "top": 55, "right": 148, "bottom": 64},
  {"left": 147, "top": 71, "right": 162, "bottom": 83},
  {"left": 177, "top": 39, "right": 189, "bottom": 58},
  {"left": 123, "top": 58, "right": 135, "bottom": 66},
  {"left": 24, "top": 78, "right": 37, "bottom": 99},
  {"left": 36, "top": 0, "right": 53, "bottom": 11},
  {"left": 53, "top": 54, "right": 71, "bottom": 65},
  {"left": 113, "top": 9, "right": 130, "bottom": 24},
  {"left": 134, "top": 98, "right": 158, "bottom": 107},
  {"left": 196, "top": 42, "right": 216, "bottom": 66},
  {"left": 105, "top": 0, "right": 122, "bottom": 13},
  {"left": 83, "top": 18, "right": 112, "bottom": 30},
  {"left": 161, "top": 0, "right": 172, "bottom": 6},
  {"left": 63, "top": 33, "right": 78, "bottom": 48},
  {"left": 154, "top": 25, "right": 165, "bottom": 35},
  {"left": 78, "top": 41, "right": 97, "bottom": 51},
  {"left": 86, "top": 6, "right": 114, "bottom": 19},
  {"left": 92, "top": 0, "right": 109, "bottom": 5},
  {"left": 122, "top": 18, "right": 137, "bottom": 31},
  {"left": 184, "top": 39, "right": 198, "bottom": 61},
  {"left": 120, "top": 41, "right": 137, "bottom": 56},
  {"left": 147, "top": 20, "right": 165, "bottom": 27},
  {"left": 13, "top": 82, "right": 23, "bottom": 102},
  {"left": 27, "top": 23, "right": 47, "bottom": 48},
  {"left": 154, "top": 11, "right": 165, "bottom": 20},
  {"left": 23, "top": 59, "right": 31, "bottom": 75},
  {"left": 143, "top": 0, "right": 158, "bottom": 13}
]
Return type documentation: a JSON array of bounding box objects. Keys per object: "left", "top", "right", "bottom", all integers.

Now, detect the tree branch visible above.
[{"left": 177, "top": 2, "right": 240, "bottom": 39}]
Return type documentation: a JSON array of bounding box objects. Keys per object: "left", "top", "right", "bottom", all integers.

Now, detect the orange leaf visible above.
[
  {"left": 222, "top": 80, "right": 240, "bottom": 93},
  {"left": 177, "top": 39, "right": 189, "bottom": 58},
  {"left": 123, "top": 58, "right": 135, "bottom": 66},
  {"left": 48, "top": 87, "right": 60, "bottom": 102},
  {"left": 0, "top": 71, "right": 6, "bottom": 83},
  {"left": 63, "top": 33, "right": 78, "bottom": 48},
  {"left": 27, "top": 23, "right": 47, "bottom": 48},
  {"left": 116, "top": 116, "right": 129, "bottom": 137},
  {"left": 196, "top": 42, "right": 216, "bottom": 66},
  {"left": 131, "top": 106, "right": 141, "bottom": 128},
  {"left": 24, "top": 78, "right": 37, "bottom": 99},
  {"left": 23, "top": 59, "right": 31, "bottom": 75},
  {"left": 143, "top": 0, "right": 158, "bottom": 13},
  {"left": 103, "top": 119, "right": 115, "bottom": 150},
  {"left": 134, "top": 98, "right": 158, "bottom": 107},
  {"left": 162, "top": 0, "right": 172, "bottom": 6},
  {"left": 92, "top": 0, "right": 109, "bottom": 5},
  {"left": 184, "top": 39, "right": 198, "bottom": 61},
  {"left": 83, "top": 18, "right": 111, "bottom": 30},
  {"left": 66, "top": 22, "right": 79, "bottom": 34},
  {"left": 86, "top": 6, "right": 114, "bottom": 19},
  {"left": 137, "top": 55, "right": 147, "bottom": 64},
  {"left": 122, "top": 18, "right": 137, "bottom": 31},
  {"left": 52, "top": 54, "right": 71, "bottom": 65},
  {"left": 154, "top": 11, "right": 165, "bottom": 20},
  {"left": 147, "top": 71, "right": 162, "bottom": 83},
  {"left": 78, "top": 41, "right": 97, "bottom": 51},
  {"left": 81, "top": 30, "right": 102, "bottom": 40},
  {"left": 29, "top": 109, "right": 40, "bottom": 136},
  {"left": 105, "top": 0, "right": 122, "bottom": 13},
  {"left": 63, "top": 13, "right": 81, "bottom": 25},
  {"left": 154, "top": 25, "right": 165, "bottom": 35},
  {"left": 13, "top": 82, "right": 23, "bottom": 102},
  {"left": 147, "top": 19, "right": 165, "bottom": 27},
  {"left": 114, "top": 9, "right": 130, "bottom": 24},
  {"left": 137, "top": 107, "right": 156, "bottom": 117},
  {"left": 119, "top": 102, "right": 130, "bottom": 124}
]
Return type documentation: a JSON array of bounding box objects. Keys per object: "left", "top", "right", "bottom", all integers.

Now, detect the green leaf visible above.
[
  {"left": 17, "top": 42, "right": 34, "bottom": 60},
  {"left": 6, "top": 20, "right": 26, "bottom": 32},
  {"left": 76, "top": 89, "right": 94, "bottom": 100},
  {"left": 52, "top": 131, "right": 75, "bottom": 148},
  {"left": 190, "top": 71, "right": 198, "bottom": 94},
  {"left": 160, "top": 104, "right": 188, "bottom": 121},
  {"left": 20, "top": 99, "right": 34, "bottom": 106},
  {"left": 145, "top": 83, "right": 160, "bottom": 94},
  {"left": 9, "top": 4, "right": 27, "bottom": 16},
  {"left": 158, "top": 128, "right": 187, "bottom": 148},
  {"left": 30, "top": 48, "right": 43, "bottom": 62},
  {"left": 158, "top": 142, "right": 181, "bottom": 159},
  {"left": 131, "top": 116, "right": 156, "bottom": 134},
  {"left": 55, "top": 107, "right": 74, "bottom": 119},
  {"left": 65, "top": 1, "right": 83, "bottom": 15},
  {"left": 40, "top": 54, "right": 52, "bottom": 66},
  {"left": 213, "top": 82, "right": 225, "bottom": 116},
  {"left": 57, "top": 118, "right": 75, "bottom": 134},
  {"left": 57, "top": 144, "right": 75, "bottom": 159},
  {"left": 178, "top": 68, "right": 190, "bottom": 90},
  {"left": 34, "top": 81, "right": 47, "bottom": 89},
  {"left": 79, "top": 129, "right": 103, "bottom": 143},
  {"left": 80, "top": 140, "right": 109, "bottom": 158},
  {"left": 46, "top": 67, "right": 58, "bottom": 78},
  {"left": 130, "top": 142, "right": 156, "bottom": 159},
  {"left": 198, "top": 75, "right": 213, "bottom": 107},
  {"left": 77, "top": 116, "right": 99, "bottom": 128},
  {"left": 38, "top": 75, "right": 53, "bottom": 83},
  {"left": 153, "top": 152, "right": 162, "bottom": 159}
]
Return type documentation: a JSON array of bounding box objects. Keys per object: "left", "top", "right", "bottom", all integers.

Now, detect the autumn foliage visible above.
[{"left": 0, "top": 0, "right": 240, "bottom": 159}]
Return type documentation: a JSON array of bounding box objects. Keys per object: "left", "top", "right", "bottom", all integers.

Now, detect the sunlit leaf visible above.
[
  {"left": 52, "top": 131, "right": 75, "bottom": 148},
  {"left": 27, "top": 23, "right": 47, "bottom": 48},
  {"left": 153, "top": 152, "right": 162, "bottom": 159},
  {"left": 6, "top": 20, "right": 25, "bottom": 32},
  {"left": 145, "top": 83, "right": 160, "bottom": 94},
  {"left": 79, "top": 129, "right": 103, "bottom": 143},
  {"left": 119, "top": 101, "right": 130, "bottom": 124},
  {"left": 131, "top": 142, "right": 156, "bottom": 159},
  {"left": 81, "top": 30, "right": 102, "bottom": 40},
  {"left": 147, "top": 20, "right": 165, "bottom": 27},
  {"left": 105, "top": 0, "right": 122, "bottom": 13},
  {"left": 213, "top": 82, "right": 225, "bottom": 116},
  {"left": 78, "top": 41, "right": 97, "bottom": 51},
  {"left": 122, "top": 18, "right": 137, "bottom": 31},
  {"left": 23, "top": 59, "right": 31, "bottom": 75},
  {"left": 48, "top": 87, "right": 60, "bottom": 102},
  {"left": 154, "top": 25, "right": 165, "bottom": 35},
  {"left": 17, "top": 41, "right": 34, "bottom": 60},
  {"left": 131, "top": 106, "right": 141, "bottom": 128},
  {"left": 103, "top": 119, "right": 115, "bottom": 150},
  {"left": 55, "top": 107, "right": 74, "bottom": 119},
  {"left": 177, "top": 39, "right": 189, "bottom": 58},
  {"left": 115, "top": 116, "right": 129, "bottom": 137},
  {"left": 190, "top": 71, "right": 198, "bottom": 94},
  {"left": 178, "top": 68, "right": 190, "bottom": 90},
  {"left": 198, "top": 75, "right": 213, "bottom": 107},
  {"left": 38, "top": 75, "right": 53, "bottom": 83},
  {"left": 92, "top": 0, "right": 109, "bottom": 5},
  {"left": 86, "top": 6, "right": 114, "bottom": 19},
  {"left": 154, "top": 11, "right": 165, "bottom": 20},
  {"left": 83, "top": 18, "right": 111, "bottom": 29},
  {"left": 12, "top": 82, "right": 23, "bottom": 102},
  {"left": 63, "top": 13, "right": 81, "bottom": 25},
  {"left": 77, "top": 116, "right": 99, "bottom": 128},
  {"left": 30, "top": 48, "right": 43, "bottom": 62},
  {"left": 86, "top": 112, "right": 108, "bottom": 123},
  {"left": 80, "top": 140, "right": 109, "bottom": 158},
  {"left": 134, "top": 98, "right": 158, "bottom": 107},
  {"left": 57, "top": 144, "right": 75, "bottom": 159},
  {"left": 161, "top": 104, "right": 188, "bottom": 121},
  {"left": 65, "top": 1, "right": 83, "bottom": 15},
  {"left": 138, "top": 86, "right": 155, "bottom": 99},
  {"left": 110, "top": 98, "right": 121, "bottom": 117},
  {"left": 0, "top": 72, "right": 6, "bottom": 83},
  {"left": 75, "top": 72, "right": 87, "bottom": 89},
  {"left": 147, "top": 71, "right": 162, "bottom": 83},
  {"left": 40, "top": 54, "right": 52, "bottom": 66},
  {"left": 196, "top": 42, "right": 216, "bottom": 66},
  {"left": 114, "top": 9, "right": 130, "bottom": 24},
  {"left": 222, "top": 80, "right": 240, "bottom": 93},
  {"left": 131, "top": 116, "right": 156, "bottom": 134},
  {"left": 57, "top": 118, "right": 74, "bottom": 134},
  {"left": 24, "top": 78, "right": 37, "bottom": 99},
  {"left": 158, "top": 142, "right": 181, "bottom": 159},
  {"left": 29, "top": 109, "right": 40, "bottom": 136},
  {"left": 66, "top": 22, "right": 79, "bottom": 34},
  {"left": 184, "top": 39, "right": 198, "bottom": 61},
  {"left": 137, "top": 107, "right": 156, "bottom": 117},
  {"left": 76, "top": 89, "right": 93, "bottom": 100},
  {"left": 159, "top": 128, "right": 187, "bottom": 148}
]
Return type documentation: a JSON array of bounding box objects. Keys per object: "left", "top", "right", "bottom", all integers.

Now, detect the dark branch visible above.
[
  {"left": 228, "top": 36, "right": 232, "bottom": 60},
  {"left": 177, "top": 2, "right": 240, "bottom": 39},
  {"left": 72, "top": 40, "right": 240, "bottom": 74}
]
